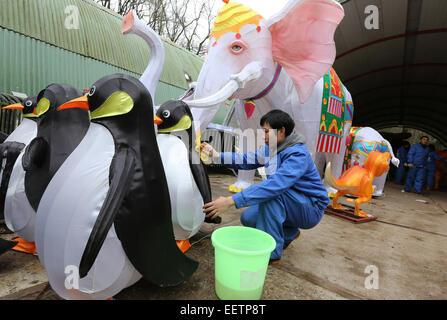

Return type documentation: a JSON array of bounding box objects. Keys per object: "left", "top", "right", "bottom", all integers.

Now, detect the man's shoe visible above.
[{"left": 283, "top": 232, "right": 301, "bottom": 250}]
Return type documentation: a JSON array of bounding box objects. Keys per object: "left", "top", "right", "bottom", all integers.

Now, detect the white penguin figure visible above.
[
  {"left": 3, "top": 95, "right": 49, "bottom": 242},
  {"left": 155, "top": 100, "right": 220, "bottom": 242}
]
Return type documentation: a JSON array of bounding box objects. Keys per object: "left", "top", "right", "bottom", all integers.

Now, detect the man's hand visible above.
[
  {"left": 201, "top": 142, "right": 220, "bottom": 158},
  {"left": 203, "top": 196, "right": 235, "bottom": 220},
  {"left": 407, "top": 163, "right": 414, "bottom": 168}
]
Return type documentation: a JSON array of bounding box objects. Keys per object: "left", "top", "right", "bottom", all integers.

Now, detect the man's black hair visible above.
[
  {"left": 260, "top": 109, "right": 295, "bottom": 136},
  {"left": 420, "top": 136, "right": 429, "bottom": 140}
]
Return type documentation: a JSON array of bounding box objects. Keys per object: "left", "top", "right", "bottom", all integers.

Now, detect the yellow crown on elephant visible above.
[{"left": 210, "top": 0, "right": 263, "bottom": 42}]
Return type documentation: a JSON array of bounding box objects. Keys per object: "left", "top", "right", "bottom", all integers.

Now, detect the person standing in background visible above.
[
  {"left": 404, "top": 136, "right": 430, "bottom": 194},
  {"left": 394, "top": 141, "right": 410, "bottom": 185}
]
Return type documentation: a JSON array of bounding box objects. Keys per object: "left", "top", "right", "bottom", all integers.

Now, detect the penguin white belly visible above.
[
  {"left": 0, "top": 119, "right": 37, "bottom": 179},
  {"left": 35, "top": 123, "right": 141, "bottom": 300},
  {"left": 157, "top": 134, "right": 204, "bottom": 240},
  {"left": 2, "top": 120, "right": 38, "bottom": 240},
  {"left": 3, "top": 119, "right": 37, "bottom": 144},
  {"left": 4, "top": 153, "right": 36, "bottom": 242}
]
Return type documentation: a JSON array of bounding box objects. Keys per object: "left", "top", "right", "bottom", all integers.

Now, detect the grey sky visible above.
[{"left": 106, "top": 0, "right": 291, "bottom": 19}]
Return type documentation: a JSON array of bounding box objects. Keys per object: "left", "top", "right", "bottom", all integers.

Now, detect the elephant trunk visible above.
[
  {"left": 383, "top": 139, "right": 399, "bottom": 167},
  {"left": 184, "top": 80, "right": 239, "bottom": 108},
  {"left": 184, "top": 60, "right": 265, "bottom": 109}
]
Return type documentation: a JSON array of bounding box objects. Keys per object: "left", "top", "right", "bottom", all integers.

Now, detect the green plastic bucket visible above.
[{"left": 211, "top": 226, "right": 276, "bottom": 300}]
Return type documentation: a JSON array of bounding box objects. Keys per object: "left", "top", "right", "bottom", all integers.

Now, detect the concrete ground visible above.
[{"left": 1, "top": 172, "right": 446, "bottom": 300}]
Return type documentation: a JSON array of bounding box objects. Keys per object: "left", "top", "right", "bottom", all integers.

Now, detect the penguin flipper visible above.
[
  {"left": 79, "top": 146, "right": 136, "bottom": 278},
  {"left": 190, "top": 162, "right": 221, "bottom": 224},
  {"left": 22, "top": 137, "right": 48, "bottom": 171},
  {"left": 0, "top": 142, "right": 25, "bottom": 216},
  {"left": 0, "top": 132, "right": 8, "bottom": 144},
  {"left": 0, "top": 238, "right": 17, "bottom": 255}
]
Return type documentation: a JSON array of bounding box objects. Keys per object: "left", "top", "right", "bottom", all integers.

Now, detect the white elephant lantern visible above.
[{"left": 183, "top": 0, "right": 352, "bottom": 193}]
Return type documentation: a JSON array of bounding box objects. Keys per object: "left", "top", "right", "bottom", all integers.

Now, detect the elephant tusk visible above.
[
  {"left": 179, "top": 87, "right": 195, "bottom": 101},
  {"left": 184, "top": 80, "right": 239, "bottom": 108}
]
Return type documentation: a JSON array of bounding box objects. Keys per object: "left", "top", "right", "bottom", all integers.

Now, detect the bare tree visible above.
[
  {"left": 96, "top": 0, "right": 111, "bottom": 9},
  {"left": 94, "top": 0, "right": 216, "bottom": 56},
  {"left": 95, "top": 0, "right": 150, "bottom": 18}
]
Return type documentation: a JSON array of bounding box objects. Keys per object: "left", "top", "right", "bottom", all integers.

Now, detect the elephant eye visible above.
[
  {"left": 230, "top": 41, "right": 246, "bottom": 55},
  {"left": 232, "top": 44, "right": 243, "bottom": 52}
]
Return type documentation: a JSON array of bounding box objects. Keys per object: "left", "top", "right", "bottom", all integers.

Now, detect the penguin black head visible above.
[
  {"left": 2, "top": 95, "right": 38, "bottom": 118},
  {"left": 22, "top": 84, "right": 88, "bottom": 213},
  {"left": 22, "top": 96, "right": 38, "bottom": 117},
  {"left": 75, "top": 73, "right": 152, "bottom": 120},
  {"left": 155, "top": 100, "right": 193, "bottom": 133},
  {"left": 35, "top": 84, "right": 83, "bottom": 118}
]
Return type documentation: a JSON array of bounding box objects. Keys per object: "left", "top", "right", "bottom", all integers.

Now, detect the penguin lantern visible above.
[
  {"left": 4, "top": 85, "right": 82, "bottom": 244},
  {"left": 34, "top": 81, "right": 139, "bottom": 299},
  {"left": 0, "top": 95, "right": 38, "bottom": 219},
  {"left": 36, "top": 74, "right": 198, "bottom": 300},
  {"left": 23, "top": 84, "right": 86, "bottom": 211},
  {"left": 155, "top": 100, "right": 221, "bottom": 244}
]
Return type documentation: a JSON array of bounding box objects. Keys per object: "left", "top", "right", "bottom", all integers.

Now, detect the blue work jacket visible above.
[
  {"left": 220, "top": 143, "right": 329, "bottom": 211},
  {"left": 407, "top": 143, "right": 429, "bottom": 167}
]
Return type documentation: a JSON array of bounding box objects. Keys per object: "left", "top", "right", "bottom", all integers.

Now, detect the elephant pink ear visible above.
[{"left": 268, "top": 0, "right": 344, "bottom": 103}]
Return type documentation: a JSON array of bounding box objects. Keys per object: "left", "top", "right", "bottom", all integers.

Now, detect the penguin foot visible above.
[
  {"left": 176, "top": 239, "right": 191, "bottom": 253},
  {"left": 11, "top": 238, "right": 37, "bottom": 254}
]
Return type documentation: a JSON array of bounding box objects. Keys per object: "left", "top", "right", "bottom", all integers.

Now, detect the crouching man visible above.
[{"left": 202, "top": 110, "right": 329, "bottom": 264}]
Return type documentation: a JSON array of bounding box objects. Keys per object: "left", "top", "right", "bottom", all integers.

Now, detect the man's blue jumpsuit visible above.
[
  {"left": 404, "top": 143, "right": 429, "bottom": 193},
  {"left": 394, "top": 146, "right": 408, "bottom": 184},
  {"left": 220, "top": 143, "right": 329, "bottom": 260},
  {"left": 426, "top": 151, "right": 446, "bottom": 189}
]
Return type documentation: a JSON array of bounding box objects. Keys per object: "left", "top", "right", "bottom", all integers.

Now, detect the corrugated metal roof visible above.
[
  {"left": 0, "top": 27, "right": 186, "bottom": 105},
  {"left": 333, "top": 0, "right": 447, "bottom": 146},
  {"left": 0, "top": 93, "right": 22, "bottom": 134},
  {"left": 0, "top": 0, "right": 204, "bottom": 90}
]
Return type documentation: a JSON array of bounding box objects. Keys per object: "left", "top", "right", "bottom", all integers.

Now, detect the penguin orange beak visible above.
[
  {"left": 154, "top": 115, "right": 163, "bottom": 125},
  {"left": 57, "top": 96, "right": 89, "bottom": 111},
  {"left": 2, "top": 103, "right": 24, "bottom": 110}
]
